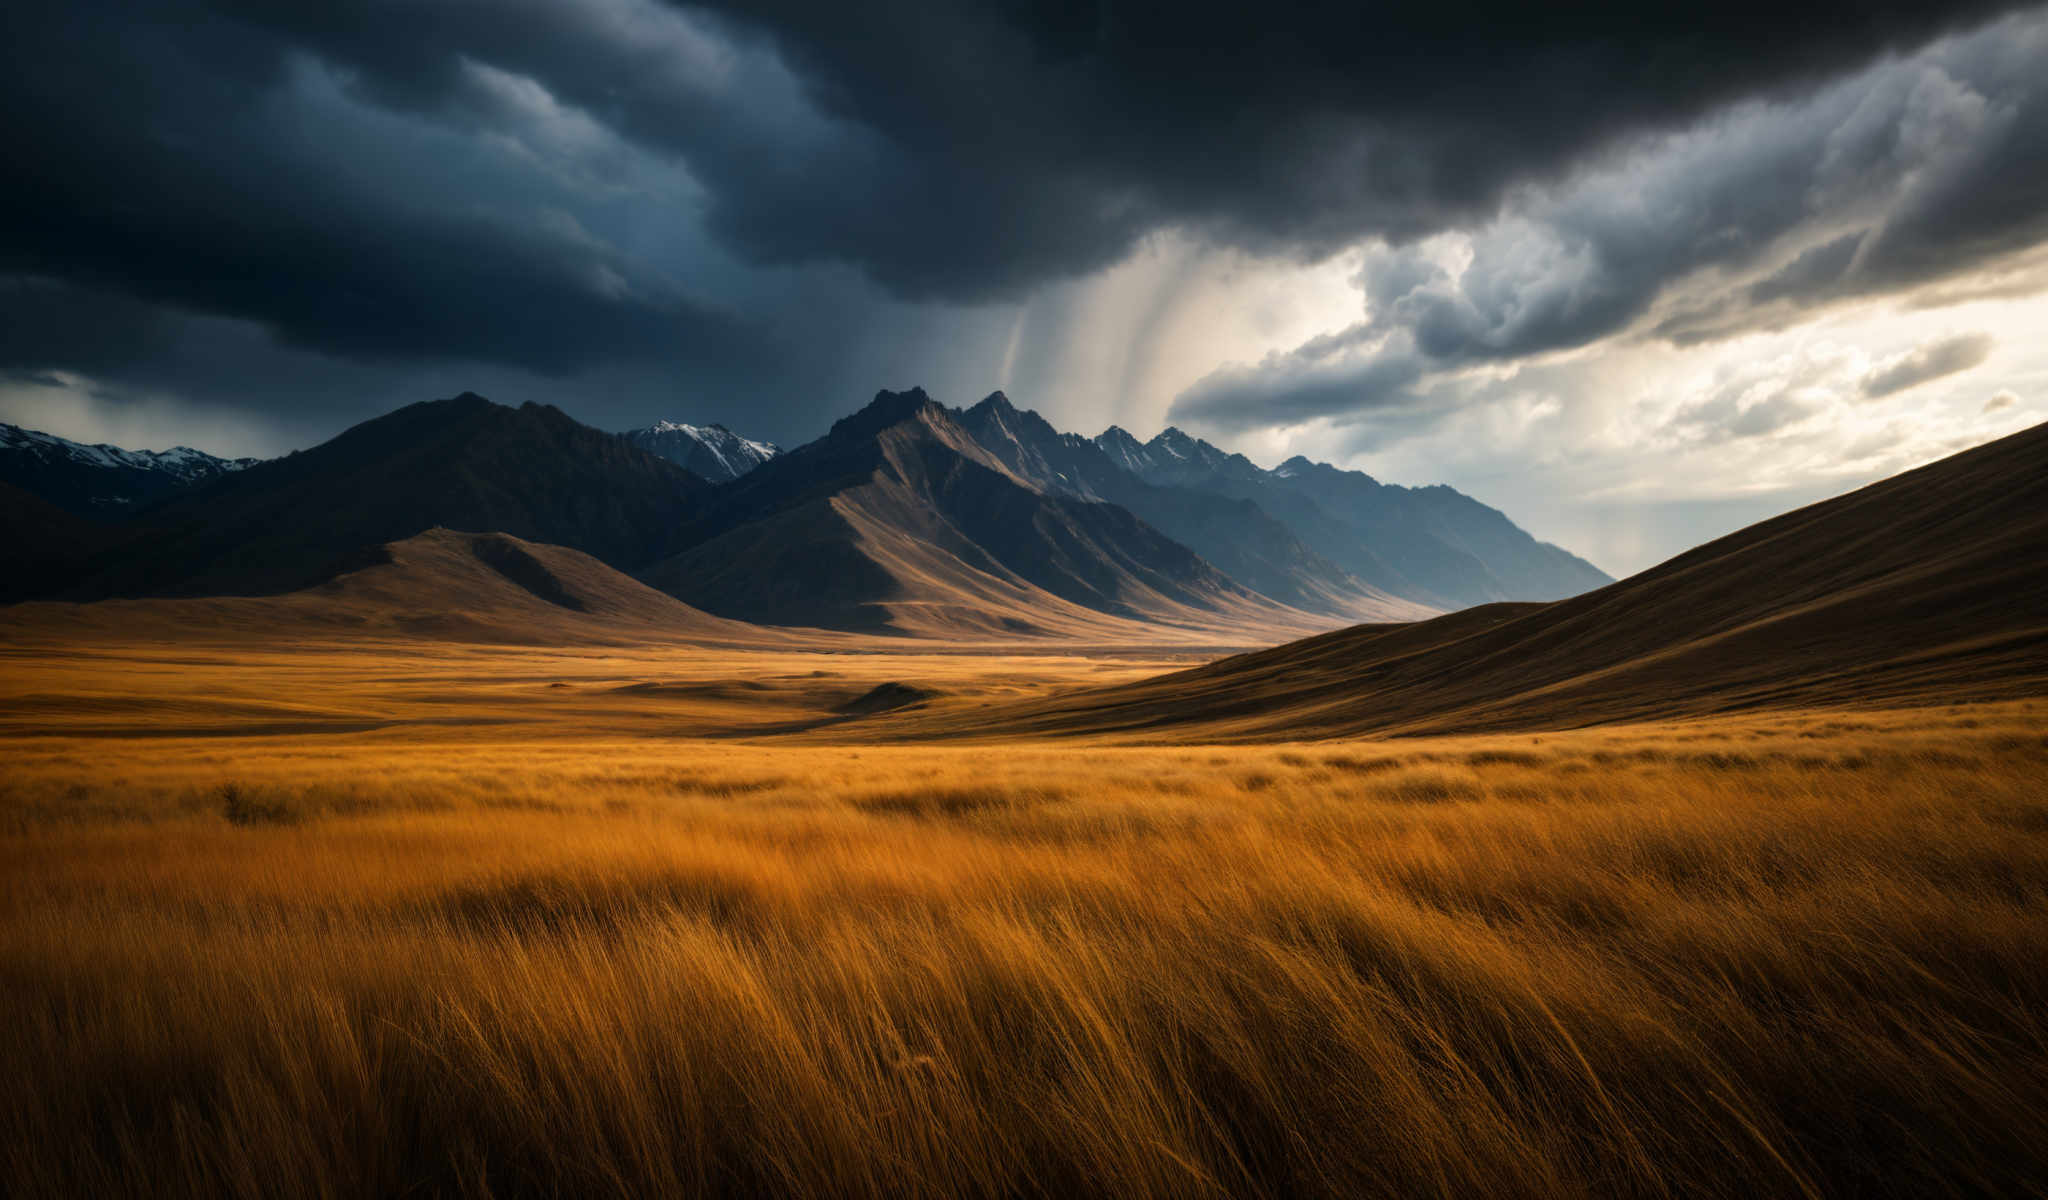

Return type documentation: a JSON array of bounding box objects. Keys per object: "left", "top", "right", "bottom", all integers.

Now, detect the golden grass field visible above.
[{"left": 3, "top": 637, "right": 2047, "bottom": 1197}]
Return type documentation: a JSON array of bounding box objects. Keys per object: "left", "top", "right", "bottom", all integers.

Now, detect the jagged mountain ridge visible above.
[
  {"left": 641, "top": 389, "right": 1339, "bottom": 640},
  {"left": 0, "top": 421, "right": 261, "bottom": 515},
  {"left": 1083, "top": 418, "right": 1611, "bottom": 609},
  {"left": 623, "top": 419, "right": 780, "bottom": 483},
  {"left": 947, "top": 391, "right": 1607, "bottom": 611},
  {"left": 954, "top": 393, "right": 1427, "bottom": 622}
]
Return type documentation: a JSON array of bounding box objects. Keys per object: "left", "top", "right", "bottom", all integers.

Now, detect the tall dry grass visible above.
[{"left": 3, "top": 704, "right": 2046, "bottom": 1197}]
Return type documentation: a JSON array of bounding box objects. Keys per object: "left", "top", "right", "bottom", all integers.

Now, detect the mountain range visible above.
[
  {"left": 639, "top": 388, "right": 1357, "bottom": 639},
  {"left": 0, "top": 388, "right": 1610, "bottom": 639},
  {"left": 0, "top": 422, "right": 260, "bottom": 515},
  {"left": 960, "top": 392, "right": 1608, "bottom": 611}
]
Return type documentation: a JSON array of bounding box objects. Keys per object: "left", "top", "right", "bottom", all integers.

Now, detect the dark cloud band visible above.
[
  {"left": 0, "top": 0, "right": 2035, "bottom": 446},
  {"left": 1167, "top": 9, "right": 2048, "bottom": 439}
]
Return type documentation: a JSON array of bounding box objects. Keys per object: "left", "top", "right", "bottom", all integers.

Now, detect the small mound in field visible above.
[
  {"left": 612, "top": 679, "right": 774, "bottom": 697},
  {"left": 837, "top": 682, "right": 940, "bottom": 716}
]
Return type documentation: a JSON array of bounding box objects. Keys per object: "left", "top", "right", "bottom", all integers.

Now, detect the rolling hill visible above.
[
  {"left": 0, "top": 528, "right": 771, "bottom": 646},
  {"left": 928, "top": 421, "right": 2048, "bottom": 740}
]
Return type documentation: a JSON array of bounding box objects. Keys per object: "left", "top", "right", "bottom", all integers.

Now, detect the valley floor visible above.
[{"left": 3, "top": 639, "right": 2046, "bottom": 1197}]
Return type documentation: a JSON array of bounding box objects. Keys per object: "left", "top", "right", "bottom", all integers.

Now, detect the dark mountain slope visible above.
[
  {"left": 48, "top": 393, "right": 708, "bottom": 599},
  {"left": 0, "top": 482, "right": 117, "bottom": 601},
  {"left": 642, "top": 389, "right": 1332, "bottom": 640},
  {"left": 931, "top": 421, "right": 2048, "bottom": 740}
]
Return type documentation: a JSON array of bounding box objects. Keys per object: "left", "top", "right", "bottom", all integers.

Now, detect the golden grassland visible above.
[
  {"left": 2, "top": 639, "right": 2046, "bottom": 1197},
  {"left": 0, "top": 636, "right": 1202, "bottom": 744}
]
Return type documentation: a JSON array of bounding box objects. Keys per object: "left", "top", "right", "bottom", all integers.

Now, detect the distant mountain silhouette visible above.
[
  {"left": 0, "top": 421, "right": 260, "bottom": 516},
  {"left": 45, "top": 394, "right": 707, "bottom": 599},
  {"left": 941, "top": 421, "right": 2048, "bottom": 738},
  {"left": 1265, "top": 456, "right": 1613, "bottom": 607},
  {"left": 1093, "top": 424, "right": 1610, "bottom": 608},
  {"left": 622, "top": 420, "right": 780, "bottom": 482},
  {"left": 641, "top": 389, "right": 1338, "bottom": 639}
]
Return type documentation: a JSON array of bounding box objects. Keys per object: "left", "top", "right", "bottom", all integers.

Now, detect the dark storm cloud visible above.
[
  {"left": 0, "top": 0, "right": 2035, "bottom": 445},
  {"left": 0, "top": 279, "right": 182, "bottom": 374},
  {"left": 678, "top": 0, "right": 2020, "bottom": 297},
  {"left": 1167, "top": 9, "right": 2048, "bottom": 437},
  {"left": 1861, "top": 333, "right": 1996, "bottom": 397},
  {"left": 240, "top": 0, "right": 2028, "bottom": 296},
  {"left": 1371, "top": 17, "right": 2048, "bottom": 366},
  {"left": 0, "top": 3, "right": 755, "bottom": 379}
]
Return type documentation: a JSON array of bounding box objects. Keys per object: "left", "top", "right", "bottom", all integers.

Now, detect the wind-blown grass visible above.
[{"left": 4, "top": 703, "right": 2045, "bottom": 1197}]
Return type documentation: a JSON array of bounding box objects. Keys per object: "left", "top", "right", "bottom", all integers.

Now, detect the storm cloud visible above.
[
  {"left": 4, "top": 3, "right": 2028, "bottom": 389},
  {"left": 1168, "top": 9, "right": 2048, "bottom": 434}
]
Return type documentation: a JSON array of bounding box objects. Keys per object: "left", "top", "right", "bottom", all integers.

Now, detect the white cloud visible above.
[{"left": 1860, "top": 333, "right": 1994, "bottom": 397}]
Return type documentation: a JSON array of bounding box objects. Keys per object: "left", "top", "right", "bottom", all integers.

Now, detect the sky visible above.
[{"left": 3, "top": 0, "right": 2044, "bottom": 576}]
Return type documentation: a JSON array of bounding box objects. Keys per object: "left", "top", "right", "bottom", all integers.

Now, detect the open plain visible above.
[{"left": 4, "top": 634, "right": 2045, "bottom": 1198}]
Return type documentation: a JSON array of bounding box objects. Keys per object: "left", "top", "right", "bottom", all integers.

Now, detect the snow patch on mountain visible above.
[{"left": 626, "top": 420, "right": 781, "bottom": 483}]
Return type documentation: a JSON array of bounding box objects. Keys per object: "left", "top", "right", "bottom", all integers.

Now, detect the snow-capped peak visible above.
[
  {"left": 0, "top": 422, "right": 259, "bottom": 481},
  {"left": 625, "top": 418, "right": 781, "bottom": 483},
  {"left": 1092, "top": 426, "right": 1148, "bottom": 472},
  {"left": 1146, "top": 426, "right": 1223, "bottom": 466},
  {"left": 0, "top": 421, "right": 262, "bottom": 514}
]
